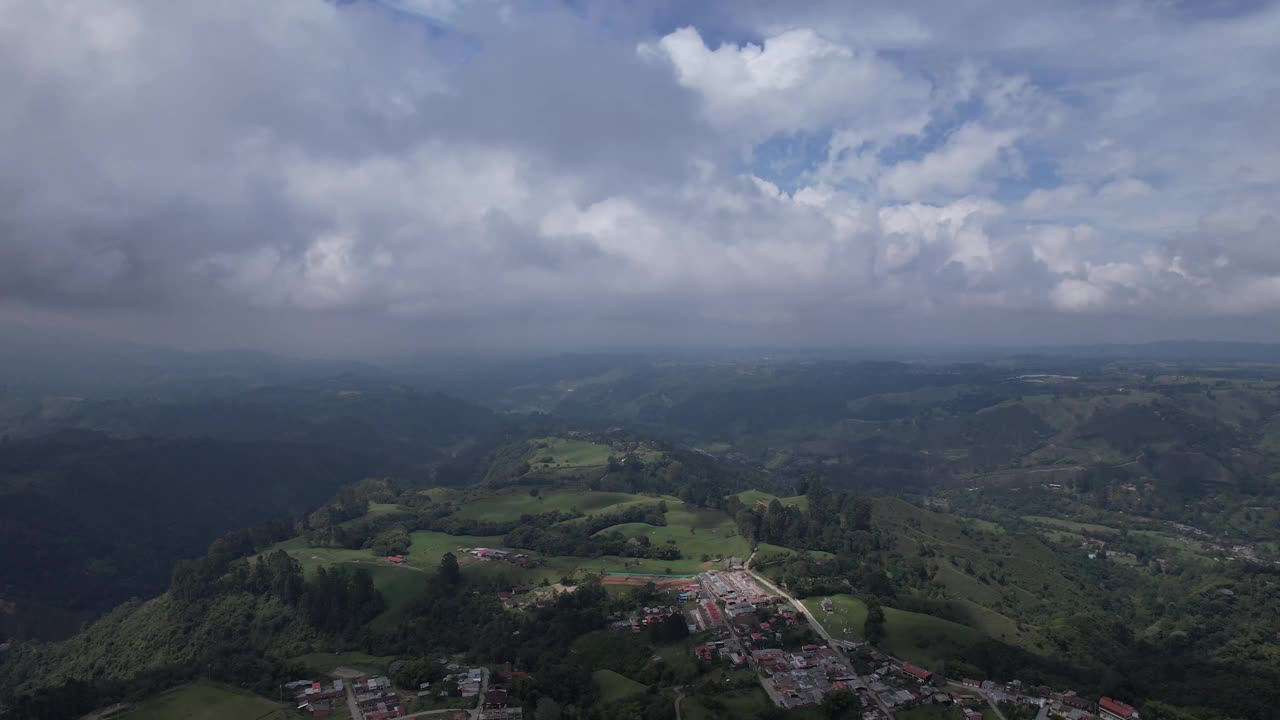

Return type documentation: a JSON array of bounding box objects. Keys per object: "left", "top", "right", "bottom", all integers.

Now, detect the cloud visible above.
[
  {"left": 639, "top": 26, "right": 931, "bottom": 146},
  {"left": 1, "top": 0, "right": 1279, "bottom": 351},
  {"left": 878, "top": 124, "right": 1025, "bottom": 199}
]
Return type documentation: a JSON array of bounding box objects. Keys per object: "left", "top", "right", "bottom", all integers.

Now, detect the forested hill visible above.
[
  {"left": 0, "top": 379, "right": 505, "bottom": 641},
  {"left": 0, "top": 431, "right": 370, "bottom": 640}
]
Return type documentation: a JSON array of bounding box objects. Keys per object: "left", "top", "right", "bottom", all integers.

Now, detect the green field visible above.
[
  {"left": 734, "top": 490, "right": 809, "bottom": 510},
  {"left": 1021, "top": 515, "right": 1119, "bottom": 535},
  {"left": 528, "top": 437, "right": 614, "bottom": 468},
  {"left": 405, "top": 529, "right": 506, "bottom": 565},
  {"left": 293, "top": 651, "right": 397, "bottom": 676},
  {"left": 119, "top": 682, "right": 291, "bottom": 720},
  {"left": 593, "top": 669, "right": 648, "bottom": 703},
  {"left": 753, "top": 542, "right": 835, "bottom": 564},
  {"left": 802, "top": 594, "right": 984, "bottom": 668},
  {"left": 451, "top": 488, "right": 661, "bottom": 522},
  {"left": 895, "top": 705, "right": 966, "bottom": 720}
]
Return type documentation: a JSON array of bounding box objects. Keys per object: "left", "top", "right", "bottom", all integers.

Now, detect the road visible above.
[
  {"left": 674, "top": 688, "right": 684, "bottom": 720},
  {"left": 746, "top": 560, "right": 896, "bottom": 719},
  {"left": 344, "top": 680, "right": 362, "bottom": 720},
  {"left": 944, "top": 680, "right": 1008, "bottom": 720}
]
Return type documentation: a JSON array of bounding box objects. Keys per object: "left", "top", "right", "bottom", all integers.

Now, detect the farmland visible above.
[{"left": 118, "top": 682, "right": 291, "bottom": 720}]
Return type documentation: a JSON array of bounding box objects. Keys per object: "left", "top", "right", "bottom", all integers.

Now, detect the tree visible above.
[
  {"left": 440, "top": 552, "right": 461, "bottom": 585},
  {"left": 822, "top": 689, "right": 859, "bottom": 719},
  {"left": 535, "top": 697, "right": 563, "bottom": 720},
  {"left": 864, "top": 600, "right": 886, "bottom": 644}
]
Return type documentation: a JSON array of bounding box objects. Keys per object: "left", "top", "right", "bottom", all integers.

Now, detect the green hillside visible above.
[{"left": 119, "top": 682, "right": 291, "bottom": 720}]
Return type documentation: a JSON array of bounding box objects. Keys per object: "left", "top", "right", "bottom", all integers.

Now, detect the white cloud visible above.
[
  {"left": 878, "top": 124, "right": 1024, "bottom": 199},
  {"left": 639, "top": 26, "right": 931, "bottom": 145},
  {"left": 2, "top": 0, "right": 1280, "bottom": 349}
]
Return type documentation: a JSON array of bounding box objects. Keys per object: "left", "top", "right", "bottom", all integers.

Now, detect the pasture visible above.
[
  {"left": 528, "top": 437, "right": 613, "bottom": 468},
  {"left": 592, "top": 669, "right": 647, "bottom": 703},
  {"left": 294, "top": 651, "right": 396, "bottom": 676},
  {"left": 450, "top": 488, "right": 660, "bottom": 522},
  {"left": 118, "top": 682, "right": 290, "bottom": 720},
  {"left": 734, "top": 490, "right": 809, "bottom": 510},
  {"left": 801, "top": 594, "right": 984, "bottom": 668}
]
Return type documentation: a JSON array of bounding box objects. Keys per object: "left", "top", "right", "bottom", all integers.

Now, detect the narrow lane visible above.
[{"left": 746, "top": 563, "right": 896, "bottom": 719}]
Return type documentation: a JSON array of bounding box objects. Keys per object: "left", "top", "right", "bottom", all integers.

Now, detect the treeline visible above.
[
  {"left": 172, "top": 545, "right": 384, "bottom": 641},
  {"left": 728, "top": 484, "right": 878, "bottom": 554}
]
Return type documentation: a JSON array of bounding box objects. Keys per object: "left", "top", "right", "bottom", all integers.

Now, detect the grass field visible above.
[
  {"left": 588, "top": 500, "right": 752, "bottom": 573},
  {"left": 682, "top": 686, "right": 824, "bottom": 720},
  {"left": 1021, "top": 515, "right": 1119, "bottom": 535},
  {"left": 592, "top": 669, "right": 647, "bottom": 703},
  {"left": 895, "top": 705, "right": 966, "bottom": 720},
  {"left": 528, "top": 437, "right": 614, "bottom": 468},
  {"left": 753, "top": 542, "right": 835, "bottom": 564},
  {"left": 119, "top": 682, "right": 290, "bottom": 720},
  {"left": 801, "top": 594, "right": 984, "bottom": 668},
  {"left": 294, "top": 651, "right": 396, "bottom": 676},
  {"left": 734, "top": 490, "right": 809, "bottom": 510},
  {"left": 451, "top": 488, "right": 661, "bottom": 522}
]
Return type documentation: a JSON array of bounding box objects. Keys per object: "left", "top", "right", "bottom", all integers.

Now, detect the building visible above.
[
  {"left": 484, "top": 688, "right": 510, "bottom": 709},
  {"left": 821, "top": 598, "right": 834, "bottom": 613},
  {"left": 1099, "top": 697, "right": 1140, "bottom": 720},
  {"left": 694, "top": 645, "right": 714, "bottom": 661},
  {"left": 902, "top": 664, "right": 934, "bottom": 683}
]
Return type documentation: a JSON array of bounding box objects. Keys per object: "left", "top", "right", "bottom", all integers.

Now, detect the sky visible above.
[{"left": 1, "top": 0, "right": 1279, "bottom": 356}]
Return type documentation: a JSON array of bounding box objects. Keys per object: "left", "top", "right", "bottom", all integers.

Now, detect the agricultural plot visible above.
[{"left": 118, "top": 682, "right": 291, "bottom": 720}]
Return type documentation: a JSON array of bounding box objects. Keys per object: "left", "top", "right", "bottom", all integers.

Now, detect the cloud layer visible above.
[{"left": 1, "top": 0, "right": 1278, "bottom": 352}]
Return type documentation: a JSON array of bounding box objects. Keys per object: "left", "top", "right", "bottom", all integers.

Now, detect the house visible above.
[
  {"left": 821, "top": 598, "right": 834, "bottom": 613},
  {"left": 484, "top": 688, "right": 510, "bottom": 709},
  {"left": 1099, "top": 697, "right": 1140, "bottom": 720},
  {"left": 962, "top": 678, "right": 981, "bottom": 688},
  {"left": 695, "top": 645, "right": 714, "bottom": 661},
  {"left": 1061, "top": 695, "right": 1091, "bottom": 710},
  {"left": 902, "top": 664, "right": 934, "bottom": 683},
  {"left": 299, "top": 699, "right": 335, "bottom": 717},
  {"left": 385, "top": 555, "right": 405, "bottom": 564}
]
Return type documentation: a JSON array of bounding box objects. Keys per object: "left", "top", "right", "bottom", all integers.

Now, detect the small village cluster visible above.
[
  {"left": 288, "top": 563, "right": 1144, "bottom": 720},
  {"left": 288, "top": 665, "right": 523, "bottom": 720}
]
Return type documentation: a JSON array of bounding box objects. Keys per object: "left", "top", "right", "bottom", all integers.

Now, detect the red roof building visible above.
[
  {"left": 1099, "top": 697, "right": 1140, "bottom": 720},
  {"left": 703, "top": 600, "right": 722, "bottom": 623},
  {"left": 902, "top": 664, "right": 934, "bottom": 682},
  {"left": 694, "top": 645, "right": 713, "bottom": 661}
]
